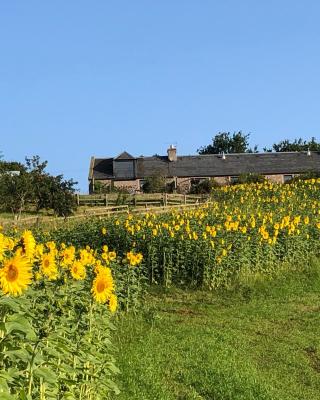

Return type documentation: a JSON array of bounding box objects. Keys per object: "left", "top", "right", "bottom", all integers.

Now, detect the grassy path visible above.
[{"left": 114, "top": 264, "right": 320, "bottom": 400}]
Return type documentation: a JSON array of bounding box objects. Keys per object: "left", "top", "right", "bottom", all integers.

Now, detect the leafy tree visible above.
[
  {"left": 197, "top": 131, "right": 257, "bottom": 154},
  {"left": 0, "top": 160, "right": 26, "bottom": 173},
  {"left": 0, "top": 156, "right": 78, "bottom": 218},
  {"left": 25, "top": 156, "right": 51, "bottom": 211},
  {"left": 265, "top": 137, "right": 320, "bottom": 152},
  {"left": 49, "top": 175, "right": 77, "bottom": 217},
  {"left": 0, "top": 171, "right": 33, "bottom": 218}
]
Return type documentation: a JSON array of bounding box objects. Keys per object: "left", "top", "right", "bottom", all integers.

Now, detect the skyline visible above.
[{"left": 1, "top": 1, "right": 320, "bottom": 192}]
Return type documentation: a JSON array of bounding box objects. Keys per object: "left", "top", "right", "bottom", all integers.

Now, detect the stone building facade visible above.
[{"left": 88, "top": 147, "right": 320, "bottom": 194}]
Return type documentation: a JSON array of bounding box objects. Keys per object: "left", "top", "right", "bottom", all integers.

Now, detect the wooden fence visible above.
[
  {"left": 0, "top": 199, "right": 210, "bottom": 231},
  {"left": 76, "top": 193, "right": 208, "bottom": 208}
]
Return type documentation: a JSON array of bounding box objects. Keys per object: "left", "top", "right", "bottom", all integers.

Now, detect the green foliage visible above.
[
  {"left": 0, "top": 281, "right": 119, "bottom": 399},
  {"left": 39, "top": 179, "right": 320, "bottom": 291},
  {"left": 189, "top": 178, "right": 219, "bottom": 194},
  {"left": 142, "top": 176, "right": 166, "bottom": 193},
  {"left": 236, "top": 173, "right": 266, "bottom": 185},
  {"left": 0, "top": 171, "right": 33, "bottom": 217},
  {"left": 0, "top": 161, "right": 26, "bottom": 174},
  {"left": 265, "top": 136, "right": 320, "bottom": 152},
  {"left": 115, "top": 262, "right": 320, "bottom": 400},
  {"left": 290, "top": 170, "right": 320, "bottom": 182},
  {"left": 197, "top": 131, "right": 258, "bottom": 154},
  {"left": 0, "top": 156, "right": 77, "bottom": 218}
]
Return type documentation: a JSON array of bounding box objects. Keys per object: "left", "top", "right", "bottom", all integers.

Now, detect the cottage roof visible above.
[
  {"left": 114, "top": 151, "right": 135, "bottom": 160},
  {"left": 90, "top": 151, "right": 320, "bottom": 180}
]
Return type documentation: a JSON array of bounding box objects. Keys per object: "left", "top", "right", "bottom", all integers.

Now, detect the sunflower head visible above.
[
  {"left": 91, "top": 269, "right": 114, "bottom": 303},
  {"left": 70, "top": 260, "right": 86, "bottom": 280},
  {"left": 40, "top": 253, "right": 58, "bottom": 280},
  {"left": 0, "top": 254, "right": 32, "bottom": 296}
]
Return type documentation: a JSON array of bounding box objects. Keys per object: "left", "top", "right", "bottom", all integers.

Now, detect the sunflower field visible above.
[
  {"left": 1, "top": 178, "right": 320, "bottom": 399},
  {"left": 47, "top": 178, "right": 320, "bottom": 289},
  {"left": 0, "top": 230, "right": 143, "bottom": 399}
]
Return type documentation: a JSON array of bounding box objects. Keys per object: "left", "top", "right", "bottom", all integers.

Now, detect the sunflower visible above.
[
  {"left": 0, "top": 233, "right": 5, "bottom": 261},
  {"left": 91, "top": 269, "right": 114, "bottom": 303},
  {"left": 70, "top": 260, "right": 86, "bottom": 280},
  {"left": 0, "top": 253, "right": 32, "bottom": 296},
  {"left": 108, "top": 293, "right": 118, "bottom": 313},
  {"left": 21, "top": 230, "right": 36, "bottom": 261},
  {"left": 40, "top": 253, "right": 58, "bottom": 280},
  {"left": 60, "top": 246, "right": 75, "bottom": 268}
]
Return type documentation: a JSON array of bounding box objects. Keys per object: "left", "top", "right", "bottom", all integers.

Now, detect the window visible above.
[
  {"left": 230, "top": 176, "right": 239, "bottom": 184},
  {"left": 283, "top": 175, "right": 293, "bottom": 183}
]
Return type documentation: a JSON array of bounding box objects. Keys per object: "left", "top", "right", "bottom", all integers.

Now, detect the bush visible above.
[
  {"left": 189, "top": 179, "right": 219, "bottom": 194},
  {"left": 236, "top": 173, "right": 266, "bottom": 185},
  {"left": 142, "top": 176, "right": 166, "bottom": 193}
]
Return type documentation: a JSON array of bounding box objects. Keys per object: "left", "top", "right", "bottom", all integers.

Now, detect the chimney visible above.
[{"left": 167, "top": 145, "right": 177, "bottom": 162}]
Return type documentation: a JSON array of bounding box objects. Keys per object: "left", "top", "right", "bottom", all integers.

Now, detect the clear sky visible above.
[{"left": 1, "top": 1, "right": 320, "bottom": 192}]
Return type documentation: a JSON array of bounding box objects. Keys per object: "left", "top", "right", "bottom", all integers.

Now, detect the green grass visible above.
[{"left": 114, "top": 261, "right": 320, "bottom": 400}]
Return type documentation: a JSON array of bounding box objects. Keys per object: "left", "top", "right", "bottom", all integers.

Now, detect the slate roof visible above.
[
  {"left": 114, "top": 151, "right": 135, "bottom": 160},
  {"left": 92, "top": 158, "right": 114, "bottom": 179},
  {"left": 90, "top": 152, "right": 320, "bottom": 180}
]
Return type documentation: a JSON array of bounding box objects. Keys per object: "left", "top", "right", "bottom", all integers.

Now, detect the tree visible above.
[
  {"left": 25, "top": 156, "right": 51, "bottom": 211},
  {"left": 0, "top": 156, "right": 78, "bottom": 218},
  {"left": 197, "top": 131, "right": 257, "bottom": 154},
  {"left": 49, "top": 175, "right": 77, "bottom": 217},
  {"left": 0, "top": 171, "right": 33, "bottom": 218},
  {"left": 266, "top": 137, "right": 320, "bottom": 152}
]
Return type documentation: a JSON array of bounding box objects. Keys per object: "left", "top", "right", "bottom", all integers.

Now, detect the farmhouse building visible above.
[{"left": 88, "top": 147, "right": 320, "bottom": 193}]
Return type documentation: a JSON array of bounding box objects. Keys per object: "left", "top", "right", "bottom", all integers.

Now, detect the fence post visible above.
[
  {"left": 164, "top": 193, "right": 168, "bottom": 206},
  {"left": 76, "top": 194, "right": 80, "bottom": 206},
  {"left": 105, "top": 194, "right": 108, "bottom": 207},
  {"left": 184, "top": 194, "right": 187, "bottom": 204}
]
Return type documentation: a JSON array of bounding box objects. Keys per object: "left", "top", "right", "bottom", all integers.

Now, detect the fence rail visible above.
[
  {"left": 0, "top": 199, "right": 210, "bottom": 230},
  {"left": 76, "top": 193, "right": 208, "bottom": 207}
]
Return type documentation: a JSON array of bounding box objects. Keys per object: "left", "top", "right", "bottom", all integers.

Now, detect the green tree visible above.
[
  {"left": 265, "top": 137, "right": 320, "bottom": 152},
  {"left": 49, "top": 175, "right": 77, "bottom": 217},
  {"left": 0, "top": 156, "right": 78, "bottom": 218},
  {"left": 197, "top": 131, "right": 257, "bottom": 154},
  {"left": 0, "top": 171, "right": 33, "bottom": 218}
]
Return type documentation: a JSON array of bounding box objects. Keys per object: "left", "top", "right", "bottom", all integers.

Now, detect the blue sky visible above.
[{"left": 1, "top": 1, "right": 320, "bottom": 192}]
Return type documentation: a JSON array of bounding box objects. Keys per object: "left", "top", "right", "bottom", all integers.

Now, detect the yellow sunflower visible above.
[
  {"left": 91, "top": 269, "right": 114, "bottom": 303},
  {"left": 21, "top": 230, "right": 36, "bottom": 261},
  {"left": 40, "top": 253, "right": 58, "bottom": 280},
  {"left": 0, "top": 254, "right": 32, "bottom": 296},
  {"left": 70, "top": 260, "right": 86, "bottom": 280},
  {"left": 60, "top": 246, "right": 75, "bottom": 268}
]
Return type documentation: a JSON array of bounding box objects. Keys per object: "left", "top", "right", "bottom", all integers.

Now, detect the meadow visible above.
[{"left": 0, "top": 178, "right": 319, "bottom": 399}]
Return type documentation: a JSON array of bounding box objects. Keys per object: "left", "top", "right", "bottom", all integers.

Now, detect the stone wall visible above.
[
  {"left": 213, "top": 176, "right": 229, "bottom": 185},
  {"left": 264, "top": 174, "right": 284, "bottom": 183},
  {"left": 113, "top": 179, "right": 140, "bottom": 192},
  {"left": 176, "top": 177, "right": 191, "bottom": 193}
]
